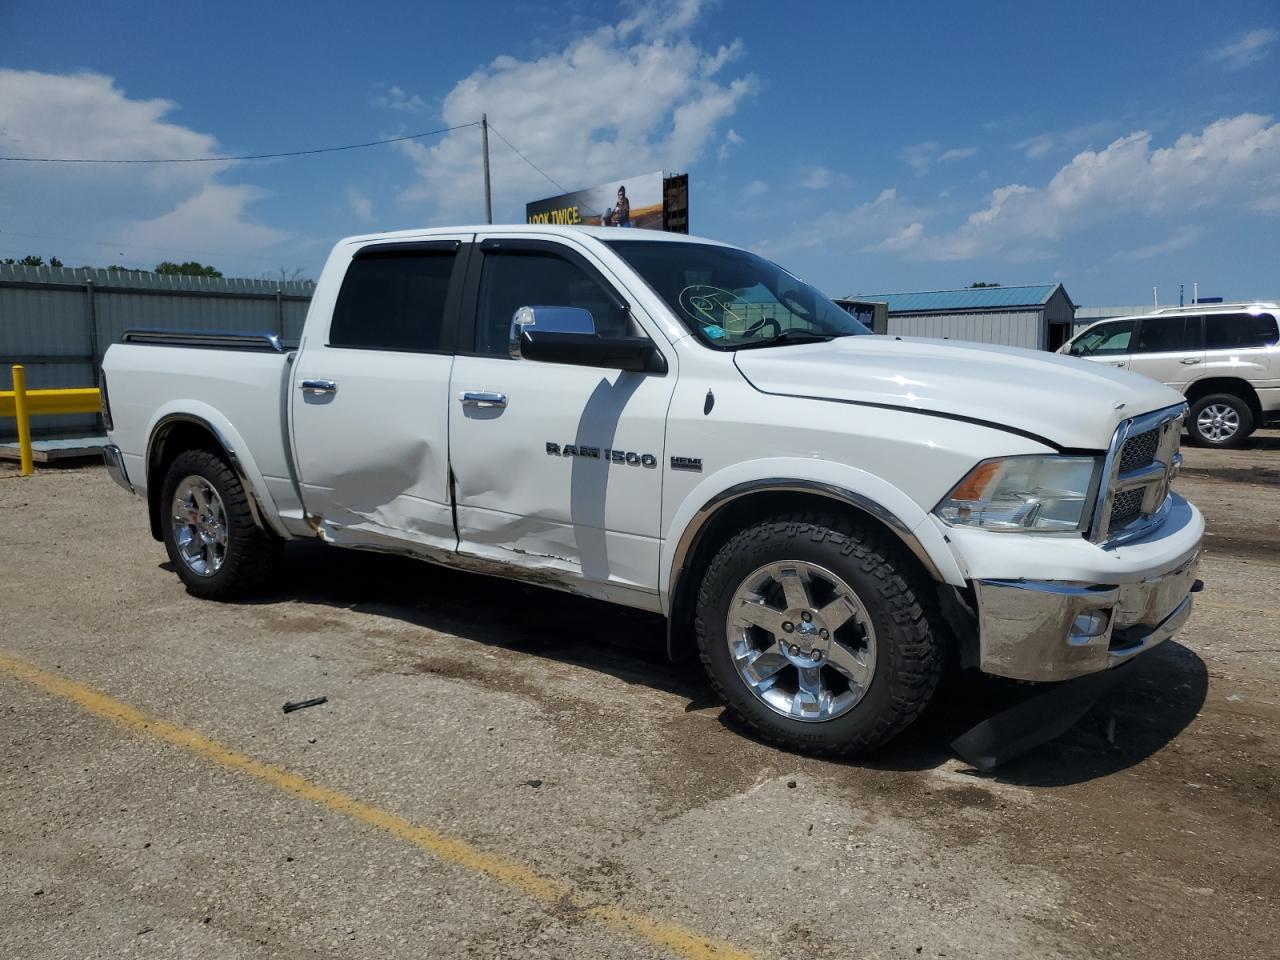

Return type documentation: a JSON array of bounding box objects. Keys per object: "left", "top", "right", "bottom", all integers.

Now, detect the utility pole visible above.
[{"left": 481, "top": 113, "right": 493, "bottom": 224}]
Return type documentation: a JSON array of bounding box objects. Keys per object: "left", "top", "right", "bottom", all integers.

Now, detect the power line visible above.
[
  {"left": 485, "top": 122, "right": 571, "bottom": 194},
  {"left": 0, "top": 122, "right": 480, "bottom": 164}
]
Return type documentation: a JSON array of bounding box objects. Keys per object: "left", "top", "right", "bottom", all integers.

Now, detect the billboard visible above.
[{"left": 526, "top": 171, "right": 685, "bottom": 232}]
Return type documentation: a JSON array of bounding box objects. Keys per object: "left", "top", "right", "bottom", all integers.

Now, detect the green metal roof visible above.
[{"left": 849, "top": 283, "right": 1067, "bottom": 313}]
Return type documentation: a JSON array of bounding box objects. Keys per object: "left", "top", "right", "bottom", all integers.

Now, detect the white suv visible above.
[{"left": 1062, "top": 303, "right": 1280, "bottom": 447}]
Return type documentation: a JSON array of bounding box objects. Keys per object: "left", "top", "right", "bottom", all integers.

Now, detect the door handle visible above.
[
  {"left": 1179, "top": 358, "right": 1201, "bottom": 365},
  {"left": 300, "top": 379, "right": 338, "bottom": 394},
  {"left": 460, "top": 390, "right": 508, "bottom": 408}
]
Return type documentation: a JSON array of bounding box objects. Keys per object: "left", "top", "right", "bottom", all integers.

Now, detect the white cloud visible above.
[
  {"left": 1207, "top": 28, "right": 1278, "bottom": 70},
  {"left": 0, "top": 69, "right": 289, "bottom": 271},
  {"left": 1114, "top": 225, "right": 1203, "bottom": 262},
  {"left": 370, "top": 84, "right": 427, "bottom": 113},
  {"left": 899, "top": 141, "right": 977, "bottom": 176},
  {"left": 798, "top": 165, "right": 834, "bottom": 189},
  {"left": 1012, "top": 122, "right": 1110, "bottom": 160},
  {"left": 394, "top": 4, "right": 753, "bottom": 220},
  {"left": 348, "top": 187, "right": 374, "bottom": 223},
  {"left": 770, "top": 187, "right": 927, "bottom": 254},
  {"left": 892, "top": 114, "right": 1280, "bottom": 261},
  {"left": 740, "top": 178, "right": 768, "bottom": 198},
  {"left": 717, "top": 127, "right": 743, "bottom": 162}
]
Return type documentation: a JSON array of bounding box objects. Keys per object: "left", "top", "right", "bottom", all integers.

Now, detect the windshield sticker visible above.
[{"left": 678, "top": 284, "right": 746, "bottom": 329}]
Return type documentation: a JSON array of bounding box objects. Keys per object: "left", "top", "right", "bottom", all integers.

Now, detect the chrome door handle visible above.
[
  {"left": 460, "top": 390, "right": 507, "bottom": 408},
  {"left": 1179, "top": 358, "right": 1201, "bottom": 365},
  {"left": 300, "top": 379, "right": 337, "bottom": 394}
]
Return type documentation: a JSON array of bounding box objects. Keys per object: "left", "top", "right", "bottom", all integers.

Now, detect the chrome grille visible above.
[
  {"left": 1110, "top": 488, "right": 1145, "bottom": 528},
  {"left": 1091, "top": 404, "right": 1186, "bottom": 545},
  {"left": 1118, "top": 428, "right": 1159, "bottom": 473}
]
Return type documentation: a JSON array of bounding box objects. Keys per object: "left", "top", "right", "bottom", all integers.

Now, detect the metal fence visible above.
[{"left": 0, "top": 264, "right": 314, "bottom": 440}]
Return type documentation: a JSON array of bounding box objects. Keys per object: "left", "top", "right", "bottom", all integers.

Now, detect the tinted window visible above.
[
  {"left": 1205, "top": 312, "right": 1279, "bottom": 351},
  {"left": 1069, "top": 320, "right": 1135, "bottom": 357},
  {"left": 475, "top": 251, "right": 629, "bottom": 356},
  {"left": 608, "top": 239, "right": 869, "bottom": 349},
  {"left": 1136, "top": 315, "right": 1201, "bottom": 353},
  {"left": 330, "top": 250, "right": 455, "bottom": 351}
]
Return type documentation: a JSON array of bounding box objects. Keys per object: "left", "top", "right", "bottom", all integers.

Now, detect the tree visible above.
[
  {"left": 49, "top": 256, "right": 63, "bottom": 268},
  {"left": 969, "top": 281, "right": 1001, "bottom": 288},
  {"left": 155, "top": 260, "right": 222, "bottom": 277}
]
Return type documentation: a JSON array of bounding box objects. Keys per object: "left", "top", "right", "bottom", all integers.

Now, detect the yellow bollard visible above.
[{"left": 11, "top": 365, "right": 33, "bottom": 476}]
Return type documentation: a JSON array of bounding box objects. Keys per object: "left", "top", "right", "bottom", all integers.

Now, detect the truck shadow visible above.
[{"left": 229, "top": 541, "right": 1208, "bottom": 787}]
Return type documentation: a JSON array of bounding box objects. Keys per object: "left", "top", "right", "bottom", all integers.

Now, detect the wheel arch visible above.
[
  {"left": 662, "top": 470, "right": 963, "bottom": 660},
  {"left": 145, "top": 408, "right": 284, "bottom": 541},
  {"left": 1185, "top": 376, "right": 1262, "bottom": 422}
]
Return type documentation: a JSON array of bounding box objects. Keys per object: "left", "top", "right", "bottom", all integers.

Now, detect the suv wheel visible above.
[
  {"left": 1188, "top": 393, "right": 1253, "bottom": 448},
  {"left": 694, "top": 512, "right": 941, "bottom": 757},
  {"left": 160, "top": 449, "right": 282, "bottom": 599}
]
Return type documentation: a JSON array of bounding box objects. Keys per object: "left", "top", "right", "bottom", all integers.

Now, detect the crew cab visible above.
[
  {"left": 100, "top": 225, "right": 1204, "bottom": 756},
  {"left": 1062, "top": 303, "right": 1280, "bottom": 448}
]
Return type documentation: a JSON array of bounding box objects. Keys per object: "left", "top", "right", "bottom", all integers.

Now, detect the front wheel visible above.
[
  {"left": 694, "top": 513, "right": 942, "bottom": 757},
  {"left": 1187, "top": 393, "right": 1253, "bottom": 448},
  {"left": 160, "top": 449, "right": 281, "bottom": 600}
]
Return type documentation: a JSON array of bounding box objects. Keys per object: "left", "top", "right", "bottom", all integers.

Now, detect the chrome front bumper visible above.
[
  {"left": 974, "top": 549, "right": 1202, "bottom": 682},
  {"left": 102, "top": 443, "right": 133, "bottom": 493}
]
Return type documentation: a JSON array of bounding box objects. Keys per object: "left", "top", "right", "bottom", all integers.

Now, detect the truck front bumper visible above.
[{"left": 973, "top": 548, "right": 1201, "bottom": 681}]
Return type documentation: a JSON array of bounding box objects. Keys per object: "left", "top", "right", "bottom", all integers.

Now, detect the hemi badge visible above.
[{"left": 670, "top": 456, "right": 703, "bottom": 472}]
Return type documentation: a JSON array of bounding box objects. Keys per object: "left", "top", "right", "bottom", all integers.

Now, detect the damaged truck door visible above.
[
  {"left": 291, "top": 239, "right": 468, "bottom": 553},
  {"left": 447, "top": 238, "right": 674, "bottom": 609}
]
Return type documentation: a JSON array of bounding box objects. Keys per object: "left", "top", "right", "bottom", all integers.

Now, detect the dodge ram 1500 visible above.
[{"left": 101, "top": 225, "right": 1203, "bottom": 755}]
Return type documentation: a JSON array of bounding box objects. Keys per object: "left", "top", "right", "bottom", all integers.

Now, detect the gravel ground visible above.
[{"left": 1, "top": 430, "right": 1277, "bottom": 959}]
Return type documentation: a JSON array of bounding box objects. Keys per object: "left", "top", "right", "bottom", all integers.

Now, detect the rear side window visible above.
[
  {"left": 329, "top": 249, "right": 455, "bottom": 351},
  {"left": 1205, "top": 313, "right": 1279, "bottom": 351},
  {"left": 1069, "top": 320, "right": 1135, "bottom": 357},
  {"left": 1136, "top": 315, "right": 1202, "bottom": 353},
  {"left": 474, "top": 251, "right": 629, "bottom": 356}
]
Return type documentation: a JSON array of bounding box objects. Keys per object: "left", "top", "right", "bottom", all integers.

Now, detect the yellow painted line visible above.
[{"left": 0, "top": 651, "right": 752, "bottom": 960}]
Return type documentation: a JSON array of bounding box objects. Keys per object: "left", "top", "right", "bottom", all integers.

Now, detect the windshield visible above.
[{"left": 606, "top": 240, "right": 872, "bottom": 349}]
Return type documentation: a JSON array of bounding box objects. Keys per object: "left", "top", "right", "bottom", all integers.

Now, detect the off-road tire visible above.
[
  {"left": 1187, "top": 393, "right": 1253, "bottom": 448},
  {"left": 160, "top": 449, "right": 282, "bottom": 600},
  {"left": 694, "top": 512, "right": 942, "bottom": 757}
]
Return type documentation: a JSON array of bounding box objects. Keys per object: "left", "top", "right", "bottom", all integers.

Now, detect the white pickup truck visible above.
[{"left": 101, "top": 225, "right": 1203, "bottom": 756}]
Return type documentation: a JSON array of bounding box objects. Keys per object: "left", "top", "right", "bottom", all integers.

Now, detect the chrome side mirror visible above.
[{"left": 508, "top": 306, "right": 596, "bottom": 359}]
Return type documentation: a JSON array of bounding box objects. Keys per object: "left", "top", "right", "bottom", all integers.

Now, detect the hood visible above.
[{"left": 732, "top": 335, "right": 1185, "bottom": 450}]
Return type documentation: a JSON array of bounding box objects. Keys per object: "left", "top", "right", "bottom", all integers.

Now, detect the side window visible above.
[
  {"left": 474, "top": 251, "right": 630, "bottom": 356},
  {"left": 1135, "top": 315, "right": 1201, "bottom": 353},
  {"left": 329, "top": 250, "right": 455, "bottom": 352},
  {"left": 1205, "top": 313, "right": 1280, "bottom": 351},
  {"left": 1070, "top": 320, "right": 1135, "bottom": 356}
]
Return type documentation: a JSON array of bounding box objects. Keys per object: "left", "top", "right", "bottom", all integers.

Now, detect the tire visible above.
[
  {"left": 694, "top": 512, "right": 941, "bottom": 757},
  {"left": 1187, "top": 393, "right": 1253, "bottom": 448},
  {"left": 160, "top": 449, "right": 282, "bottom": 600}
]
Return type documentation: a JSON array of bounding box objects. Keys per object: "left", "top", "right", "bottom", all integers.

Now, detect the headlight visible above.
[{"left": 935, "top": 456, "right": 1099, "bottom": 533}]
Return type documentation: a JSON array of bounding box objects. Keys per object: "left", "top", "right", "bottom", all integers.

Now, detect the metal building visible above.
[{"left": 849, "top": 283, "right": 1077, "bottom": 350}]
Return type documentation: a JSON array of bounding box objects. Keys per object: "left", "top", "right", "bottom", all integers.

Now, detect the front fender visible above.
[{"left": 659, "top": 456, "right": 967, "bottom": 616}]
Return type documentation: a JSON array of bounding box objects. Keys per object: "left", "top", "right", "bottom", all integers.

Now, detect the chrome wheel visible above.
[
  {"left": 725, "top": 561, "right": 877, "bottom": 722},
  {"left": 170, "top": 475, "right": 228, "bottom": 577},
  {"left": 1196, "top": 403, "right": 1240, "bottom": 443}
]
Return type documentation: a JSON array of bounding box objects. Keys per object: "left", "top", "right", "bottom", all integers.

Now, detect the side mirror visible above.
[{"left": 508, "top": 306, "right": 667, "bottom": 374}]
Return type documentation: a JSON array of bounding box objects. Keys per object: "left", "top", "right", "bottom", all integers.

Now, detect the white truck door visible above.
[
  {"left": 290, "top": 238, "right": 470, "bottom": 555},
  {"left": 448, "top": 238, "right": 675, "bottom": 610},
  {"left": 1128, "top": 314, "right": 1205, "bottom": 388}
]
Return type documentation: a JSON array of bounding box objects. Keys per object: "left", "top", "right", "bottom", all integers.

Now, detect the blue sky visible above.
[{"left": 2, "top": 0, "right": 1277, "bottom": 305}]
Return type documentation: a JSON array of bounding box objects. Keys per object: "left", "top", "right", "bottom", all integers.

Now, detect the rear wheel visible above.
[
  {"left": 160, "top": 449, "right": 281, "bottom": 600},
  {"left": 694, "top": 512, "right": 942, "bottom": 756},
  {"left": 1188, "top": 393, "right": 1253, "bottom": 448}
]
